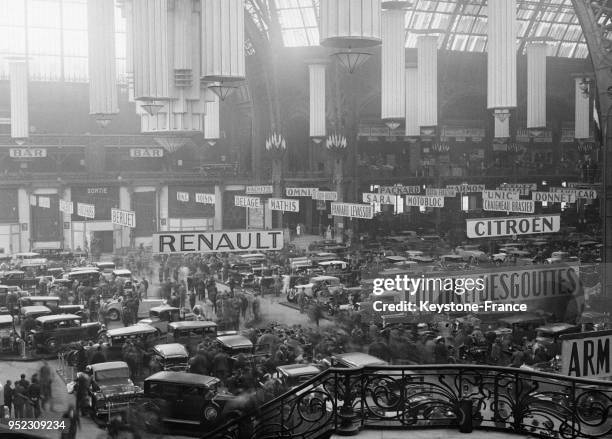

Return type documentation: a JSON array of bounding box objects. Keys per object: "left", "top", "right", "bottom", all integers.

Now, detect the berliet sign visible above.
[
  {"left": 466, "top": 214, "right": 561, "bottom": 238},
  {"left": 153, "top": 230, "right": 284, "bottom": 253}
]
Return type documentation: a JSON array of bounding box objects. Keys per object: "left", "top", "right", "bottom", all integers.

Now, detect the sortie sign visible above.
[
  {"left": 268, "top": 198, "right": 299, "bottom": 212},
  {"left": 111, "top": 208, "right": 136, "bottom": 228},
  {"left": 466, "top": 214, "right": 560, "bottom": 238},
  {"left": 152, "top": 230, "right": 284, "bottom": 254},
  {"left": 560, "top": 330, "right": 612, "bottom": 379},
  {"left": 331, "top": 202, "right": 374, "bottom": 219}
]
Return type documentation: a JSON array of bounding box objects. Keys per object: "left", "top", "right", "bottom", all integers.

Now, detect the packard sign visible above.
[
  {"left": 560, "top": 330, "right": 612, "bottom": 379},
  {"left": 9, "top": 148, "right": 47, "bottom": 158},
  {"left": 466, "top": 214, "right": 561, "bottom": 238},
  {"left": 153, "top": 230, "right": 284, "bottom": 254},
  {"left": 129, "top": 148, "right": 164, "bottom": 158}
]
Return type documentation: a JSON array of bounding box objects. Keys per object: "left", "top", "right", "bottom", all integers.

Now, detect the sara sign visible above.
[
  {"left": 77, "top": 203, "right": 95, "bottom": 219},
  {"left": 483, "top": 199, "right": 535, "bottom": 214},
  {"left": 286, "top": 188, "right": 318, "bottom": 197},
  {"left": 111, "top": 208, "right": 136, "bottom": 228},
  {"left": 313, "top": 190, "right": 338, "bottom": 201},
  {"left": 447, "top": 184, "right": 485, "bottom": 193},
  {"left": 153, "top": 230, "right": 284, "bottom": 254},
  {"left": 560, "top": 330, "right": 612, "bottom": 379},
  {"left": 532, "top": 191, "right": 576, "bottom": 203},
  {"left": 129, "top": 148, "right": 164, "bottom": 158},
  {"left": 9, "top": 148, "right": 47, "bottom": 158},
  {"left": 59, "top": 200, "right": 74, "bottom": 214},
  {"left": 246, "top": 185, "right": 273, "bottom": 195},
  {"left": 378, "top": 185, "right": 420, "bottom": 195},
  {"left": 234, "top": 195, "right": 261, "bottom": 208},
  {"left": 405, "top": 196, "right": 444, "bottom": 208},
  {"left": 268, "top": 198, "right": 299, "bottom": 212},
  {"left": 195, "top": 193, "right": 216, "bottom": 204},
  {"left": 466, "top": 214, "right": 560, "bottom": 238},
  {"left": 425, "top": 188, "right": 457, "bottom": 197},
  {"left": 362, "top": 193, "right": 396, "bottom": 204},
  {"left": 331, "top": 202, "right": 374, "bottom": 219}
]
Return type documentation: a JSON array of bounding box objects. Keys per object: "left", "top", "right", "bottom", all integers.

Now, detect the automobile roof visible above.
[
  {"left": 35, "top": 313, "right": 80, "bottom": 323},
  {"left": 216, "top": 334, "right": 253, "bottom": 348},
  {"left": 145, "top": 371, "right": 220, "bottom": 387},
  {"left": 333, "top": 352, "right": 389, "bottom": 367},
  {"left": 107, "top": 324, "right": 157, "bottom": 337},
  {"left": 153, "top": 343, "right": 189, "bottom": 358},
  {"left": 89, "top": 361, "right": 129, "bottom": 372},
  {"left": 169, "top": 320, "right": 217, "bottom": 329}
]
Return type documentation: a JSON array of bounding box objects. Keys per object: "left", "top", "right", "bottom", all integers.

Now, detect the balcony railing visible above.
[{"left": 205, "top": 364, "right": 612, "bottom": 439}]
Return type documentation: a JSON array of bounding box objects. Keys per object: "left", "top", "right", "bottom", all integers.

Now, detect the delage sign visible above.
[
  {"left": 153, "top": 230, "right": 284, "bottom": 254},
  {"left": 560, "top": 330, "right": 612, "bottom": 379},
  {"left": 111, "top": 208, "right": 136, "bottom": 228},
  {"left": 466, "top": 214, "right": 560, "bottom": 238},
  {"left": 235, "top": 195, "right": 261, "bottom": 208}
]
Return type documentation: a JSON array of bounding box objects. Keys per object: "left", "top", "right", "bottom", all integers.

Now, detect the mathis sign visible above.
[
  {"left": 153, "top": 230, "right": 284, "bottom": 254},
  {"left": 560, "top": 330, "right": 612, "bottom": 379},
  {"left": 466, "top": 214, "right": 560, "bottom": 238},
  {"left": 111, "top": 208, "right": 136, "bottom": 228},
  {"left": 268, "top": 198, "right": 299, "bottom": 212}
]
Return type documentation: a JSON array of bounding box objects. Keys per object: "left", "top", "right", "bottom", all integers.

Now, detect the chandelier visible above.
[
  {"left": 431, "top": 141, "right": 450, "bottom": 153},
  {"left": 578, "top": 141, "right": 596, "bottom": 154},
  {"left": 507, "top": 142, "right": 522, "bottom": 153},
  {"left": 332, "top": 50, "right": 371, "bottom": 74},
  {"left": 94, "top": 113, "right": 113, "bottom": 129},
  {"left": 265, "top": 133, "right": 287, "bottom": 155},
  {"left": 326, "top": 133, "right": 348, "bottom": 154}
]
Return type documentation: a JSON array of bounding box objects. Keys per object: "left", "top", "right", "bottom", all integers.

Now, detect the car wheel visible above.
[
  {"left": 45, "top": 338, "right": 58, "bottom": 353},
  {"left": 202, "top": 403, "right": 221, "bottom": 425},
  {"left": 141, "top": 403, "right": 162, "bottom": 432},
  {"left": 287, "top": 289, "right": 296, "bottom": 302},
  {"left": 107, "top": 309, "right": 120, "bottom": 321}
]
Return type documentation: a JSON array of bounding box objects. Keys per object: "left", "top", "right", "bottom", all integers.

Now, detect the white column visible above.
[
  {"left": 204, "top": 95, "right": 220, "bottom": 141},
  {"left": 309, "top": 63, "right": 326, "bottom": 138},
  {"left": 61, "top": 187, "right": 72, "bottom": 250},
  {"left": 527, "top": 42, "right": 547, "bottom": 129},
  {"left": 381, "top": 8, "right": 406, "bottom": 122},
  {"left": 123, "top": 0, "right": 135, "bottom": 102},
  {"left": 17, "top": 188, "right": 30, "bottom": 252},
  {"left": 405, "top": 65, "right": 419, "bottom": 136},
  {"left": 575, "top": 78, "right": 590, "bottom": 139},
  {"left": 487, "top": 0, "right": 517, "bottom": 110},
  {"left": 214, "top": 185, "right": 223, "bottom": 230},
  {"left": 417, "top": 35, "right": 438, "bottom": 128},
  {"left": 119, "top": 187, "right": 131, "bottom": 248},
  {"left": 159, "top": 186, "right": 169, "bottom": 231},
  {"left": 9, "top": 61, "right": 28, "bottom": 140},
  {"left": 320, "top": 0, "right": 381, "bottom": 48},
  {"left": 494, "top": 116, "right": 510, "bottom": 139}
]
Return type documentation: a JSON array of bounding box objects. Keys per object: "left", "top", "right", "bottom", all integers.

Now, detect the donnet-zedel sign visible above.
[
  {"left": 59, "top": 200, "right": 73, "bottom": 214},
  {"left": 235, "top": 195, "right": 261, "bottom": 208},
  {"left": 425, "top": 188, "right": 457, "bottom": 197},
  {"left": 313, "top": 190, "right": 338, "bottom": 201},
  {"left": 405, "top": 196, "right": 444, "bottom": 208},
  {"left": 447, "top": 184, "right": 485, "bottom": 193},
  {"left": 268, "top": 198, "right": 299, "bottom": 212},
  {"left": 111, "top": 208, "right": 136, "bottom": 228},
  {"left": 482, "top": 190, "right": 520, "bottom": 200},
  {"left": 466, "top": 214, "right": 560, "bottom": 238},
  {"left": 286, "top": 188, "right": 318, "bottom": 197},
  {"left": 153, "top": 230, "right": 284, "bottom": 254},
  {"left": 549, "top": 187, "right": 598, "bottom": 200},
  {"left": 246, "top": 185, "right": 273, "bottom": 195},
  {"left": 362, "top": 193, "right": 396, "bottom": 204},
  {"left": 483, "top": 199, "right": 535, "bottom": 214},
  {"left": 77, "top": 203, "right": 95, "bottom": 219},
  {"left": 331, "top": 202, "right": 374, "bottom": 219},
  {"left": 195, "top": 193, "right": 216, "bottom": 204},
  {"left": 560, "top": 330, "right": 612, "bottom": 379},
  {"left": 532, "top": 191, "right": 576, "bottom": 203},
  {"left": 378, "top": 185, "right": 420, "bottom": 195}
]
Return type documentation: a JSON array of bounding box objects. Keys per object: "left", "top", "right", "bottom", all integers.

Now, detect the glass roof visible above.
[{"left": 272, "top": 0, "right": 588, "bottom": 58}]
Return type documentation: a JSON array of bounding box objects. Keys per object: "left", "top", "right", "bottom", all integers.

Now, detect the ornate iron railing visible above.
[{"left": 205, "top": 365, "right": 612, "bottom": 439}]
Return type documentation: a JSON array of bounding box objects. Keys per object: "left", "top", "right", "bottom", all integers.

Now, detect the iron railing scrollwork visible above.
[{"left": 204, "top": 365, "right": 612, "bottom": 439}]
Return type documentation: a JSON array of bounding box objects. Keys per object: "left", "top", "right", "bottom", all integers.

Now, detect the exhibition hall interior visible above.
[{"left": 0, "top": 0, "right": 611, "bottom": 439}]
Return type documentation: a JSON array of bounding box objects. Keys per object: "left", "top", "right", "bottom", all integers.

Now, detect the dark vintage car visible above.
[
  {"left": 215, "top": 334, "right": 254, "bottom": 357},
  {"left": 0, "top": 271, "right": 38, "bottom": 290},
  {"left": 167, "top": 321, "right": 217, "bottom": 353},
  {"left": 150, "top": 343, "right": 189, "bottom": 372},
  {"left": 140, "top": 372, "right": 245, "bottom": 429},
  {"left": 85, "top": 361, "right": 144, "bottom": 418},
  {"left": 19, "top": 295, "right": 61, "bottom": 311},
  {"left": 275, "top": 364, "right": 322, "bottom": 389},
  {"left": 0, "top": 284, "right": 27, "bottom": 314},
  {"left": 100, "top": 324, "right": 160, "bottom": 361},
  {"left": 29, "top": 314, "right": 102, "bottom": 353},
  {"left": 18, "top": 305, "right": 52, "bottom": 325},
  {"left": 0, "top": 314, "right": 19, "bottom": 353},
  {"left": 139, "top": 305, "right": 192, "bottom": 335}
]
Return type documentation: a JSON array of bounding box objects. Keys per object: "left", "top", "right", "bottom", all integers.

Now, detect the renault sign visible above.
[{"left": 153, "top": 230, "right": 284, "bottom": 254}]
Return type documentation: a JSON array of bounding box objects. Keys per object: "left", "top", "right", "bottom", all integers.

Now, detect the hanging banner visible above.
[
  {"left": 532, "top": 192, "right": 576, "bottom": 203},
  {"left": 497, "top": 183, "right": 537, "bottom": 196},
  {"left": 483, "top": 199, "right": 535, "bottom": 214},
  {"left": 425, "top": 188, "right": 457, "bottom": 197},
  {"left": 286, "top": 187, "right": 318, "bottom": 197},
  {"left": 405, "top": 195, "right": 444, "bottom": 208},
  {"left": 331, "top": 202, "right": 374, "bottom": 219},
  {"left": 246, "top": 185, "right": 274, "bottom": 195},
  {"left": 466, "top": 214, "right": 560, "bottom": 238},
  {"left": 177, "top": 191, "right": 190, "bottom": 202},
  {"left": 195, "top": 193, "right": 216, "bottom": 204},
  {"left": 560, "top": 330, "right": 612, "bottom": 379},
  {"left": 129, "top": 148, "right": 164, "bottom": 158},
  {"left": 9, "top": 148, "right": 47, "bottom": 158},
  {"left": 482, "top": 190, "right": 521, "bottom": 200},
  {"left": 38, "top": 197, "right": 51, "bottom": 208},
  {"left": 29, "top": 195, "right": 37, "bottom": 206},
  {"left": 77, "top": 202, "right": 96, "bottom": 219},
  {"left": 111, "top": 208, "right": 136, "bottom": 228},
  {"left": 447, "top": 184, "right": 486, "bottom": 193},
  {"left": 268, "top": 198, "right": 300, "bottom": 212},
  {"left": 362, "top": 193, "right": 396, "bottom": 204},
  {"left": 313, "top": 190, "right": 338, "bottom": 201},
  {"left": 59, "top": 200, "right": 74, "bottom": 214},
  {"left": 378, "top": 185, "right": 421, "bottom": 195},
  {"left": 549, "top": 188, "right": 598, "bottom": 200},
  {"left": 153, "top": 230, "right": 284, "bottom": 254},
  {"left": 235, "top": 195, "right": 262, "bottom": 209}
]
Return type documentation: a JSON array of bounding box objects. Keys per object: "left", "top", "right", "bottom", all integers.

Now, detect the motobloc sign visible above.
[
  {"left": 331, "top": 202, "right": 374, "bottom": 219},
  {"left": 268, "top": 198, "right": 299, "bottom": 212},
  {"left": 560, "top": 330, "right": 612, "bottom": 379},
  {"left": 59, "top": 200, "right": 74, "bottom": 214},
  {"left": 246, "top": 185, "right": 273, "bottom": 195},
  {"left": 111, "top": 208, "right": 136, "bottom": 228},
  {"left": 362, "top": 193, "right": 396, "bottom": 204},
  {"left": 483, "top": 199, "right": 535, "bottom": 214},
  {"left": 77, "top": 203, "right": 95, "bottom": 219},
  {"left": 286, "top": 188, "right": 318, "bottom": 197},
  {"left": 235, "top": 195, "right": 262, "bottom": 208},
  {"left": 153, "top": 230, "right": 284, "bottom": 254},
  {"left": 405, "top": 196, "right": 444, "bottom": 208},
  {"left": 532, "top": 191, "right": 576, "bottom": 203},
  {"left": 195, "top": 193, "right": 216, "bottom": 204},
  {"left": 466, "top": 214, "right": 560, "bottom": 238}
]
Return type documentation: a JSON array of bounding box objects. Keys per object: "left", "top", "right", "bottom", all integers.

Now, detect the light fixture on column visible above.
[
  {"left": 578, "top": 141, "right": 595, "bottom": 154},
  {"left": 94, "top": 114, "right": 113, "bottom": 129},
  {"left": 331, "top": 50, "right": 372, "bottom": 73},
  {"left": 265, "top": 132, "right": 287, "bottom": 155},
  {"left": 312, "top": 137, "right": 324, "bottom": 144},
  {"left": 431, "top": 141, "right": 450, "bottom": 153},
  {"left": 207, "top": 81, "right": 238, "bottom": 101},
  {"left": 325, "top": 133, "right": 348, "bottom": 155},
  {"left": 14, "top": 138, "right": 27, "bottom": 146},
  {"left": 140, "top": 101, "right": 164, "bottom": 116}
]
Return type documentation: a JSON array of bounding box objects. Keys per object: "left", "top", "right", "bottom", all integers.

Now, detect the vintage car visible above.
[
  {"left": 275, "top": 364, "right": 322, "bottom": 389},
  {"left": 58, "top": 304, "right": 85, "bottom": 317},
  {"left": 330, "top": 352, "right": 389, "bottom": 368},
  {"left": 104, "top": 299, "right": 165, "bottom": 322},
  {"left": 0, "top": 270, "right": 38, "bottom": 290},
  {"left": 65, "top": 268, "right": 102, "bottom": 286},
  {"left": 100, "top": 324, "right": 160, "bottom": 361},
  {"left": 167, "top": 321, "right": 218, "bottom": 353},
  {"left": 18, "top": 305, "right": 52, "bottom": 325},
  {"left": 454, "top": 245, "right": 488, "bottom": 262},
  {"left": 28, "top": 314, "right": 102, "bottom": 353},
  {"left": 0, "top": 284, "right": 26, "bottom": 314},
  {"left": 140, "top": 371, "right": 245, "bottom": 428},
  {"left": 0, "top": 314, "right": 19, "bottom": 353},
  {"left": 215, "top": 334, "right": 254, "bottom": 357},
  {"left": 150, "top": 343, "right": 189, "bottom": 371},
  {"left": 95, "top": 262, "right": 116, "bottom": 274},
  {"left": 85, "top": 361, "right": 144, "bottom": 418},
  {"left": 19, "top": 295, "right": 61, "bottom": 311},
  {"left": 288, "top": 275, "right": 343, "bottom": 302},
  {"left": 139, "top": 305, "right": 191, "bottom": 335}
]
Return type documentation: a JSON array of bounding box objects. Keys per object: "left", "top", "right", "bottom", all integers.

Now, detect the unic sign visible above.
[
  {"left": 561, "top": 330, "right": 612, "bottom": 379},
  {"left": 152, "top": 230, "right": 283, "bottom": 253},
  {"left": 466, "top": 214, "right": 560, "bottom": 238}
]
